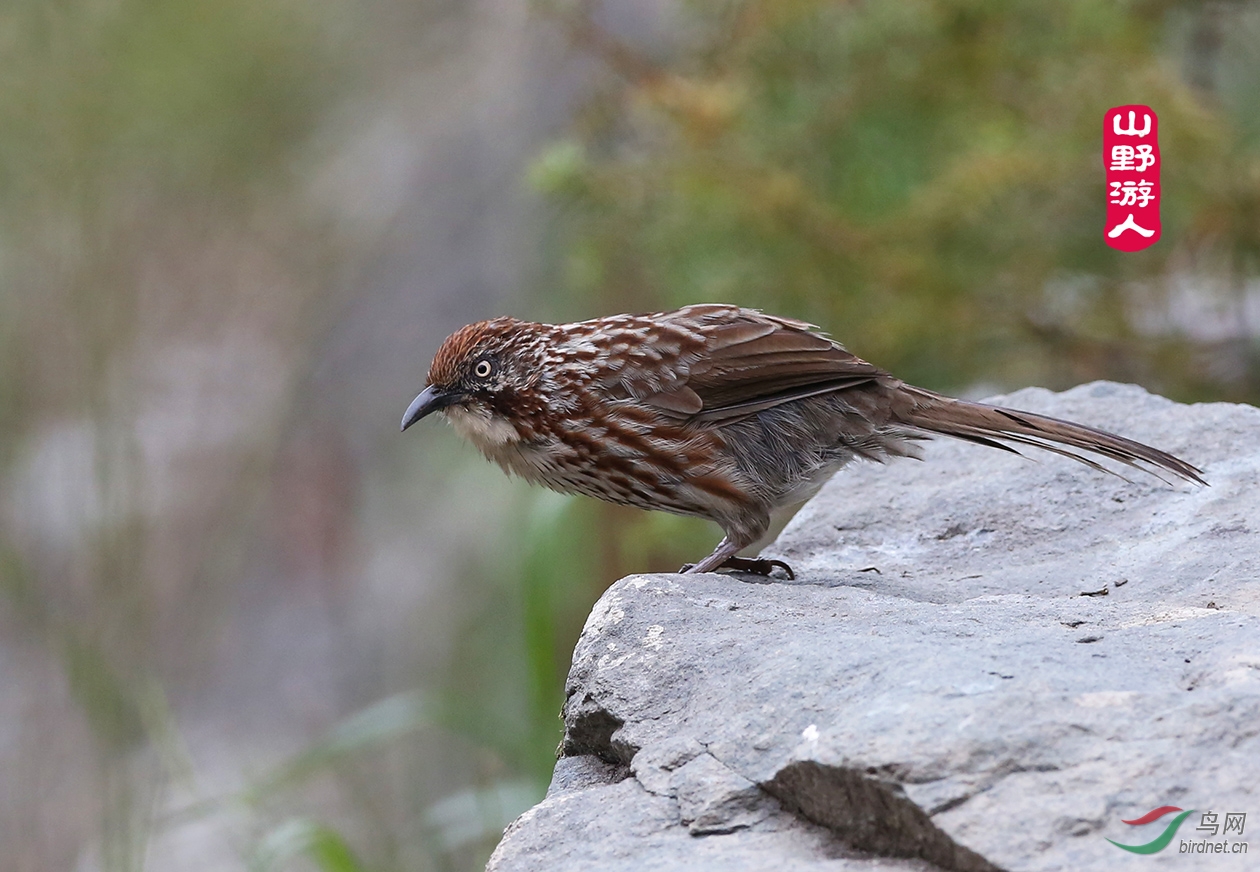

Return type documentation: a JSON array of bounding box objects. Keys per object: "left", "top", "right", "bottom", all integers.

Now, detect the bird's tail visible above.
[{"left": 891, "top": 386, "right": 1205, "bottom": 486}]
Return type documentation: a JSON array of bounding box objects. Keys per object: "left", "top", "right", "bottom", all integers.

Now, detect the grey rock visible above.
[
  {"left": 487, "top": 776, "right": 939, "bottom": 871},
  {"left": 546, "top": 754, "right": 628, "bottom": 797},
  {"left": 488, "top": 383, "right": 1260, "bottom": 871},
  {"left": 671, "top": 752, "right": 778, "bottom": 835},
  {"left": 632, "top": 735, "right": 706, "bottom": 796}
]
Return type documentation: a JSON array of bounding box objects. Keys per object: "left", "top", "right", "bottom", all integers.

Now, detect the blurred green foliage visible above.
[
  {"left": 251, "top": 818, "right": 370, "bottom": 872},
  {"left": 0, "top": 0, "right": 348, "bottom": 870},
  {"left": 0, "top": 0, "right": 332, "bottom": 201},
  {"left": 536, "top": 0, "right": 1260, "bottom": 401}
]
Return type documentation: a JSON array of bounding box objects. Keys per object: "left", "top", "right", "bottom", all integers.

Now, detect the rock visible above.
[{"left": 486, "top": 383, "right": 1260, "bottom": 872}]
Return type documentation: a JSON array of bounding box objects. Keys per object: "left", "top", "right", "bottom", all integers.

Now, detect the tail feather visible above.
[{"left": 893, "top": 387, "right": 1206, "bottom": 486}]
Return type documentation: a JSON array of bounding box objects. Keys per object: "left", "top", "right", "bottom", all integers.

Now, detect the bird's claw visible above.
[
  {"left": 724, "top": 556, "right": 796, "bottom": 579},
  {"left": 679, "top": 557, "right": 796, "bottom": 580}
]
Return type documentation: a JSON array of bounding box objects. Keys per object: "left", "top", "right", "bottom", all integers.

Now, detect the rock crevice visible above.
[{"left": 764, "top": 761, "right": 1001, "bottom": 872}]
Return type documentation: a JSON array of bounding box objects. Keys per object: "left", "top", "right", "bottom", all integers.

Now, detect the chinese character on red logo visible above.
[{"left": 1103, "top": 105, "right": 1160, "bottom": 251}]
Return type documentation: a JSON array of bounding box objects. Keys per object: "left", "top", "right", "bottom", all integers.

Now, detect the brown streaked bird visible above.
[{"left": 401, "top": 304, "right": 1204, "bottom": 577}]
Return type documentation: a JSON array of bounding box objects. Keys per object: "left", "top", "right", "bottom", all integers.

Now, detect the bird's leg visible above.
[
  {"left": 680, "top": 536, "right": 741, "bottom": 574},
  {"left": 681, "top": 536, "right": 796, "bottom": 579}
]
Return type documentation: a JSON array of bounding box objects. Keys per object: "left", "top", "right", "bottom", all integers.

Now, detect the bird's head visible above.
[{"left": 400, "top": 318, "right": 542, "bottom": 447}]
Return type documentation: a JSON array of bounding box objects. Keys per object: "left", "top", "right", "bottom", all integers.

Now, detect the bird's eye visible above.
[{"left": 473, "top": 359, "right": 494, "bottom": 379}]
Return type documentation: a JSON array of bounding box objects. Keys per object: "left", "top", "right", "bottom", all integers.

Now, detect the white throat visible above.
[{"left": 444, "top": 404, "right": 521, "bottom": 450}]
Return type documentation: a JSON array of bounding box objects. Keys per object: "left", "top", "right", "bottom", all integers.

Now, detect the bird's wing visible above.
[{"left": 632, "top": 306, "right": 886, "bottom": 422}]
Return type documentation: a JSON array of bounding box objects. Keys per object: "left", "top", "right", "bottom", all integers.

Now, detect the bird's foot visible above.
[
  {"left": 722, "top": 556, "right": 796, "bottom": 579},
  {"left": 679, "top": 556, "right": 795, "bottom": 580}
]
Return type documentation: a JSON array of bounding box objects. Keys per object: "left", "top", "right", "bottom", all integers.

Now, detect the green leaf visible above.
[{"left": 250, "top": 818, "right": 369, "bottom": 872}]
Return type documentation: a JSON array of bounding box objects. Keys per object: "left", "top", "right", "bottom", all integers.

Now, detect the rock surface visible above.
[{"left": 486, "top": 383, "right": 1260, "bottom": 871}]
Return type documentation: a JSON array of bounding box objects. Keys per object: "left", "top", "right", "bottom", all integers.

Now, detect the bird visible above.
[{"left": 400, "top": 304, "right": 1204, "bottom": 578}]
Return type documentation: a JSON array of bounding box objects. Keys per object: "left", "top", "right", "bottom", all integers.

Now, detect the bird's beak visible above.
[{"left": 401, "top": 385, "right": 458, "bottom": 432}]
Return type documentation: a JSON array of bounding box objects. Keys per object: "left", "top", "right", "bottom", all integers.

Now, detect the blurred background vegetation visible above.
[{"left": 0, "top": 0, "right": 1257, "bottom": 870}]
